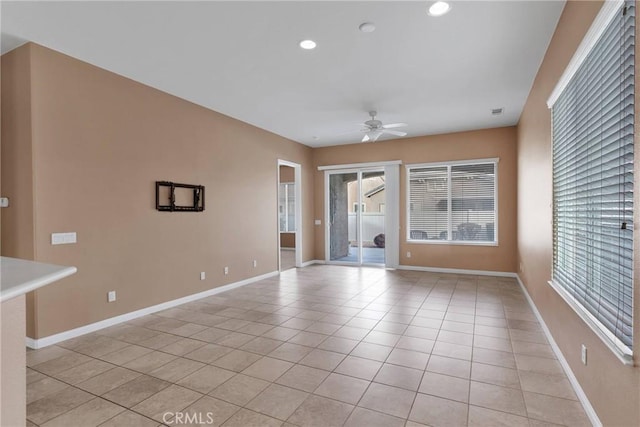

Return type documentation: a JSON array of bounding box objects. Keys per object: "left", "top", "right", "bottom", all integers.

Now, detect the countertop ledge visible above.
[{"left": 1, "top": 257, "right": 77, "bottom": 302}]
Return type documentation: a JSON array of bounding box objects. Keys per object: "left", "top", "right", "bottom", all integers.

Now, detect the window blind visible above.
[
  {"left": 408, "top": 161, "right": 496, "bottom": 243},
  {"left": 552, "top": 1, "right": 634, "bottom": 352},
  {"left": 451, "top": 164, "right": 496, "bottom": 242},
  {"left": 286, "top": 183, "right": 295, "bottom": 232},
  {"left": 409, "top": 166, "right": 449, "bottom": 241},
  {"left": 279, "top": 183, "right": 295, "bottom": 232}
]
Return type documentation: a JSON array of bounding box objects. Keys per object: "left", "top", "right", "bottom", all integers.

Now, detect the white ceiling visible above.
[{"left": 1, "top": 1, "right": 565, "bottom": 147}]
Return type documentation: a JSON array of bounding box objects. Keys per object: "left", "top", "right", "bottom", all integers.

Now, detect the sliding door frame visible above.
[{"left": 320, "top": 161, "right": 400, "bottom": 268}]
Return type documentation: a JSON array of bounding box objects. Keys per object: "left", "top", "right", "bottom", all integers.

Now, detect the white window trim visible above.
[
  {"left": 547, "top": 0, "right": 624, "bottom": 108},
  {"left": 318, "top": 160, "right": 402, "bottom": 171},
  {"left": 408, "top": 240, "right": 499, "bottom": 247},
  {"left": 406, "top": 158, "right": 499, "bottom": 246},
  {"left": 406, "top": 157, "right": 499, "bottom": 169},
  {"left": 548, "top": 280, "right": 633, "bottom": 365},
  {"left": 547, "top": 0, "right": 634, "bottom": 363}
]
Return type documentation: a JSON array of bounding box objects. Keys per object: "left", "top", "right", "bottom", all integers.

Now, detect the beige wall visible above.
[
  {"left": 517, "top": 1, "right": 639, "bottom": 426},
  {"left": 2, "top": 43, "right": 314, "bottom": 339},
  {"left": 0, "top": 296, "right": 27, "bottom": 427},
  {"left": 313, "top": 127, "right": 518, "bottom": 272}
]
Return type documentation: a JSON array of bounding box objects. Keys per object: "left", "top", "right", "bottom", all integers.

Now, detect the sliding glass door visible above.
[{"left": 327, "top": 169, "right": 386, "bottom": 265}]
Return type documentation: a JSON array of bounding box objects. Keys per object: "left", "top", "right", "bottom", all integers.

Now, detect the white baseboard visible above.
[
  {"left": 299, "top": 262, "right": 512, "bottom": 278},
  {"left": 398, "top": 264, "right": 517, "bottom": 278},
  {"left": 516, "top": 275, "right": 601, "bottom": 427},
  {"left": 300, "top": 259, "right": 324, "bottom": 267},
  {"left": 26, "top": 270, "right": 280, "bottom": 349},
  {"left": 25, "top": 336, "right": 38, "bottom": 349}
]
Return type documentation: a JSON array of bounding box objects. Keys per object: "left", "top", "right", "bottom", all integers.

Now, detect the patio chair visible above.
[{"left": 410, "top": 230, "right": 428, "bottom": 240}]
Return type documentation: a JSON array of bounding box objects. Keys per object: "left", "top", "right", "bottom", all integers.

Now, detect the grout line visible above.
[{"left": 28, "top": 363, "right": 164, "bottom": 427}]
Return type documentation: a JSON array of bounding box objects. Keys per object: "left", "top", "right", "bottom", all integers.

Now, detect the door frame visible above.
[{"left": 277, "top": 160, "right": 303, "bottom": 270}]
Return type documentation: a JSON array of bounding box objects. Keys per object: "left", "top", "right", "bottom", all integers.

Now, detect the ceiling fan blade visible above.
[
  {"left": 371, "top": 133, "right": 382, "bottom": 142},
  {"left": 381, "top": 129, "right": 407, "bottom": 137},
  {"left": 362, "top": 134, "right": 370, "bottom": 142},
  {"left": 383, "top": 123, "right": 408, "bottom": 129}
]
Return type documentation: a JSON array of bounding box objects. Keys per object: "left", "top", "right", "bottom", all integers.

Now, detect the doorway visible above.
[
  {"left": 278, "top": 160, "right": 302, "bottom": 271},
  {"left": 326, "top": 169, "right": 386, "bottom": 265}
]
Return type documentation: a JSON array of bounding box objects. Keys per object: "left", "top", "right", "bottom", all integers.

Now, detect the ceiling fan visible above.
[{"left": 359, "top": 111, "right": 407, "bottom": 142}]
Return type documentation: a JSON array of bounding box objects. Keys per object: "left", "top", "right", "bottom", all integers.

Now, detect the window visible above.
[
  {"left": 549, "top": 0, "right": 634, "bottom": 361},
  {"left": 407, "top": 159, "right": 497, "bottom": 244},
  {"left": 279, "top": 183, "right": 295, "bottom": 232}
]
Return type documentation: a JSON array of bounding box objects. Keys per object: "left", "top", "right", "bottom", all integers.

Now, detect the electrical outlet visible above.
[
  {"left": 200, "top": 272, "right": 206, "bottom": 280},
  {"left": 581, "top": 344, "right": 587, "bottom": 365},
  {"left": 107, "top": 291, "right": 116, "bottom": 302},
  {"left": 406, "top": 251, "right": 411, "bottom": 258},
  {"left": 314, "top": 219, "right": 321, "bottom": 225},
  {"left": 224, "top": 266, "right": 229, "bottom": 275},
  {"left": 253, "top": 260, "right": 257, "bottom": 268},
  {"left": 51, "top": 232, "right": 77, "bottom": 245}
]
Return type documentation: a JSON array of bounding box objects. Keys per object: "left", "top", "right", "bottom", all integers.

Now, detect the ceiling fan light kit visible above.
[
  {"left": 428, "top": 1, "right": 452, "bottom": 17},
  {"left": 359, "top": 111, "right": 408, "bottom": 142},
  {"left": 358, "top": 22, "right": 376, "bottom": 33},
  {"left": 299, "top": 39, "right": 317, "bottom": 50}
]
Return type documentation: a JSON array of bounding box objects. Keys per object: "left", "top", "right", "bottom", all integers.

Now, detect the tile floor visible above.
[{"left": 26, "top": 265, "right": 590, "bottom": 427}]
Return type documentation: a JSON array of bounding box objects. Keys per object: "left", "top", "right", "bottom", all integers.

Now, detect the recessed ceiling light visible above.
[
  {"left": 428, "top": 1, "right": 451, "bottom": 17},
  {"left": 299, "top": 40, "right": 317, "bottom": 50},
  {"left": 359, "top": 22, "right": 376, "bottom": 33}
]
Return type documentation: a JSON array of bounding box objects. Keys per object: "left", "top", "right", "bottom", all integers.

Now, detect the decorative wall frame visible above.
[{"left": 155, "top": 181, "right": 205, "bottom": 212}]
